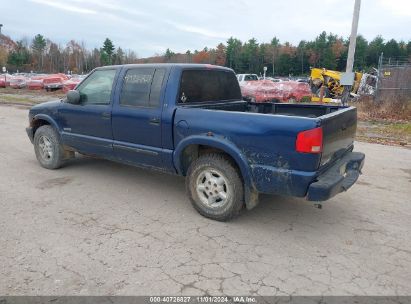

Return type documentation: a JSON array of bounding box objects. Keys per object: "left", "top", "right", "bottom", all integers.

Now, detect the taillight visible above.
[{"left": 296, "top": 127, "right": 323, "bottom": 154}]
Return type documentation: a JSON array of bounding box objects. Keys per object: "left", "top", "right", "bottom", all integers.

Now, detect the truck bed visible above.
[
  {"left": 181, "top": 100, "right": 344, "bottom": 118},
  {"left": 176, "top": 100, "right": 357, "bottom": 172}
]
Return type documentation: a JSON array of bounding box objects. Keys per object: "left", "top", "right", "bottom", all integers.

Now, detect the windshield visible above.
[{"left": 244, "top": 75, "right": 258, "bottom": 81}]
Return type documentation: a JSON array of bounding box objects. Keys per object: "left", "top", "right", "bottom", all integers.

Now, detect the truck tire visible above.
[
  {"left": 186, "top": 153, "right": 244, "bottom": 221},
  {"left": 33, "top": 125, "right": 64, "bottom": 169}
]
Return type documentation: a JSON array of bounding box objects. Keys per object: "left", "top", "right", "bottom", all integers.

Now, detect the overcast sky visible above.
[{"left": 2, "top": 0, "right": 410, "bottom": 57}]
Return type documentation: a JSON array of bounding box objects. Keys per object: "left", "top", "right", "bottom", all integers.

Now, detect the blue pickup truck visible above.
[{"left": 26, "top": 64, "right": 365, "bottom": 221}]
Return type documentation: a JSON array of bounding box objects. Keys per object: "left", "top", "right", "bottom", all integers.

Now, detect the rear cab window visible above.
[{"left": 178, "top": 69, "right": 241, "bottom": 104}]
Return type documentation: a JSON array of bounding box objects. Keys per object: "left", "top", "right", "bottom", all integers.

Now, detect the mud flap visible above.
[{"left": 245, "top": 186, "right": 259, "bottom": 210}]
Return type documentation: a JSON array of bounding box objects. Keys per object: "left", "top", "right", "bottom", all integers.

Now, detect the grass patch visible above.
[
  {"left": 357, "top": 120, "right": 410, "bottom": 146},
  {"left": 353, "top": 96, "right": 411, "bottom": 122},
  {"left": 388, "top": 122, "right": 411, "bottom": 133},
  {"left": 352, "top": 96, "right": 411, "bottom": 146},
  {"left": 0, "top": 94, "right": 35, "bottom": 104}
]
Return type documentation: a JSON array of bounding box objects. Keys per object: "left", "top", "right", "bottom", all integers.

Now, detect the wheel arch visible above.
[
  {"left": 31, "top": 114, "right": 60, "bottom": 138},
  {"left": 173, "top": 136, "right": 259, "bottom": 210}
]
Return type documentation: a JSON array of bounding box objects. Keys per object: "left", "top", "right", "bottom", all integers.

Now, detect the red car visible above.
[
  {"left": 63, "top": 78, "right": 82, "bottom": 93},
  {"left": 10, "top": 76, "right": 27, "bottom": 89},
  {"left": 240, "top": 79, "right": 312, "bottom": 103},
  {"left": 43, "top": 73, "right": 68, "bottom": 91},
  {"left": 27, "top": 75, "right": 47, "bottom": 90},
  {"left": 0, "top": 74, "right": 11, "bottom": 88}
]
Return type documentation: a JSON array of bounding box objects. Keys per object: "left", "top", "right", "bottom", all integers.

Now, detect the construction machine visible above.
[{"left": 310, "top": 68, "right": 377, "bottom": 101}]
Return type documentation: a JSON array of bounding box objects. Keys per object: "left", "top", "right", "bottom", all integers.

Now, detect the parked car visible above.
[
  {"left": 0, "top": 74, "right": 12, "bottom": 88},
  {"left": 43, "top": 73, "right": 68, "bottom": 91},
  {"left": 236, "top": 73, "right": 259, "bottom": 84},
  {"left": 26, "top": 64, "right": 365, "bottom": 221},
  {"left": 27, "top": 75, "right": 47, "bottom": 90},
  {"left": 10, "top": 76, "right": 27, "bottom": 89},
  {"left": 62, "top": 77, "right": 82, "bottom": 93}
]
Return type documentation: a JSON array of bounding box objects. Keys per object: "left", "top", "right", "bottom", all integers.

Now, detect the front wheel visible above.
[
  {"left": 33, "top": 125, "right": 65, "bottom": 169},
  {"left": 186, "top": 154, "right": 244, "bottom": 221}
]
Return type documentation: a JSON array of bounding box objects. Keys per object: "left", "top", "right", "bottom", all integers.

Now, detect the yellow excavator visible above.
[{"left": 310, "top": 68, "right": 376, "bottom": 102}]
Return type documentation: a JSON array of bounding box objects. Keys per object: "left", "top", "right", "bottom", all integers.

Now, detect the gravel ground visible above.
[{"left": 0, "top": 104, "right": 410, "bottom": 296}]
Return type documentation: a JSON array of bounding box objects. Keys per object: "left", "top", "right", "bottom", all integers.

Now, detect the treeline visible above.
[
  {"left": 0, "top": 31, "right": 410, "bottom": 76},
  {"left": 0, "top": 35, "right": 138, "bottom": 74},
  {"left": 141, "top": 32, "right": 411, "bottom": 76}
]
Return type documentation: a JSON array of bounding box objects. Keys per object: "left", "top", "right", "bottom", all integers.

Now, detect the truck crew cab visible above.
[{"left": 26, "top": 64, "right": 365, "bottom": 221}]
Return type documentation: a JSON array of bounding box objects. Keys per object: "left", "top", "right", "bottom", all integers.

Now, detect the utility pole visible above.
[{"left": 342, "top": 0, "right": 361, "bottom": 105}]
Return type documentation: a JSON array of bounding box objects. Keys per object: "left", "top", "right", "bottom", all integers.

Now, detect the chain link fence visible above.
[{"left": 375, "top": 54, "right": 411, "bottom": 101}]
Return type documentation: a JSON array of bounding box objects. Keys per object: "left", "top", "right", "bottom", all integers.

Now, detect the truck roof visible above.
[{"left": 96, "top": 63, "right": 234, "bottom": 72}]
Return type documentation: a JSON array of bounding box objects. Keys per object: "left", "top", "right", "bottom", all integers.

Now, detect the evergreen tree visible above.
[
  {"left": 31, "top": 34, "right": 46, "bottom": 71},
  {"left": 164, "top": 48, "right": 174, "bottom": 62},
  {"left": 226, "top": 37, "right": 242, "bottom": 71},
  {"left": 270, "top": 37, "right": 280, "bottom": 76},
  {"left": 384, "top": 39, "right": 401, "bottom": 60},
  {"left": 100, "top": 38, "right": 115, "bottom": 65},
  {"left": 367, "top": 36, "right": 384, "bottom": 66},
  {"left": 8, "top": 40, "right": 30, "bottom": 69},
  {"left": 353, "top": 35, "right": 368, "bottom": 70},
  {"left": 103, "top": 38, "right": 115, "bottom": 57}
]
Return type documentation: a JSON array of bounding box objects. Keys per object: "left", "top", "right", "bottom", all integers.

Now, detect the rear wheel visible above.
[
  {"left": 34, "top": 125, "right": 64, "bottom": 169},
  {"left": 186, "top": 154, "right": 244, "bottom": 221}
]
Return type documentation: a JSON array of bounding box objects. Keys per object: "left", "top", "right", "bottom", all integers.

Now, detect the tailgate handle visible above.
[{"left": 341, "top": 124, "right": 347, "bottom": 131}]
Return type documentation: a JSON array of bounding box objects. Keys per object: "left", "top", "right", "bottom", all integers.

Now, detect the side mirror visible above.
[{"left": 67, "top": 90, "right": 80, "bottom": 104}]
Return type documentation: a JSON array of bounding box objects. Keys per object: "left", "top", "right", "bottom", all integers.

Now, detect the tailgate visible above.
[{"left": 319, "top": 106, "right": 357, "bottom": 167}]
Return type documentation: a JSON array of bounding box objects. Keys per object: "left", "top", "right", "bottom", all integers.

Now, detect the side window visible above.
[
  {"left": 120, "top": 68, "right": 166, "bottom": 108},
  {"left": 76, "top": 69, "right": 116, "bottom": 105},
  {"left": 149, "top": 69, "right": 166, "bottom": 108}
]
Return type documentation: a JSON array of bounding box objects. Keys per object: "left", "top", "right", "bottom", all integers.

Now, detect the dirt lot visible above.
[{"left": 0, "top": 104, "right": 411, "bottom": 296}]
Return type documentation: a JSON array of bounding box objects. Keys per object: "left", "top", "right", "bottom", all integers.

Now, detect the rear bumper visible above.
[{"left": 306, "top": 151, "right": 365, "bottom": 201}]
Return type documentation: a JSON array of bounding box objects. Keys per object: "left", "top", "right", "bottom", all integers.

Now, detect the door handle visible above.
[
  {"left": 101, "top": 112, "right": 111, "bottom": 119},
  {"left": 149, "top": 117, "right": 160, "bottom": 125}
]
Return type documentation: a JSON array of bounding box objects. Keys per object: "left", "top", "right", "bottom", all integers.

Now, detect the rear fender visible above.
[{"left": 173, "top": 135, "right": 259, "bottom": 210}]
